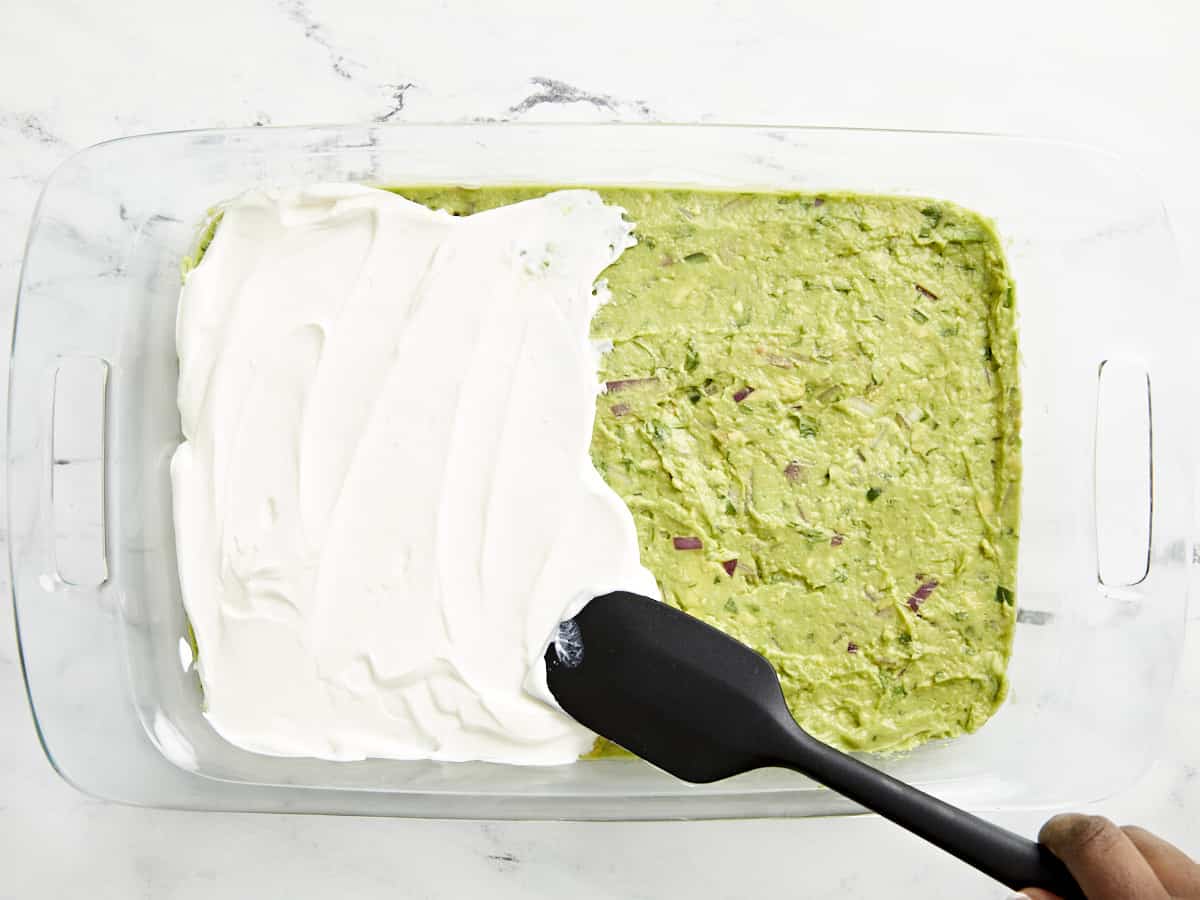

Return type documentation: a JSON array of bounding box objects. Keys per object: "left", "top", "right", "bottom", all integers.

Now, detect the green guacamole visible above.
[{"left": 412, "top": 188, "right": 1020, "bottom": 753}]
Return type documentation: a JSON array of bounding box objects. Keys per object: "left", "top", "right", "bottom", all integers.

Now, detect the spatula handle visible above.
[{"left": 773, "top": 734, "right": 1083, "bottom": 898}]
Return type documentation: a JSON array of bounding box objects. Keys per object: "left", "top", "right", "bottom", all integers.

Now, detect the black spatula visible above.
[{"left": 545, "top": 591, "right": 1082, "bottom": 899}]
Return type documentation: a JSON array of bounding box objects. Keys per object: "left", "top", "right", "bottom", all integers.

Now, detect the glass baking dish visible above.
[{"left": 8, "top": 123, "right": 1193, "bottom": 819}]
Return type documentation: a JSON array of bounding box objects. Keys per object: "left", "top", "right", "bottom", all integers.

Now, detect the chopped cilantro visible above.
[{"left": 792, "top": 413, "right": 819, "bottom": 438}]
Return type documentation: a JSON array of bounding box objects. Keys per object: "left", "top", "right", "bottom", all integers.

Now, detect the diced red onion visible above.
[
  {"left": 784, "top": 461, "right": 804, "bottom": 482},
  {"left": 906, "top": 578, "right": 939, "bottom": 612},
  {"left": 830, "top": 534, "right": 844, "bottom": 547},
  {"left": 610, "top": 402, "right": 631, "bottom": 417},
  {"left": 673, "top": 536, "right": 703, "bottom": 551},
  {"left": 847, "top": 642, "right": 859, "bottom": 653},
  {"left": 733, "top": 386, "right": 755, "bottom": 404},
  {"left": 722, "top": 559, "right": 738, "bottom": 576},
  {"left": 605, "top": 377, "right": 659, "bottom": 393}
]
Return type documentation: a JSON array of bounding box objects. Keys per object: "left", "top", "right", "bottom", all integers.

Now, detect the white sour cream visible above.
[{"left": 171, "top": 184, "right": 658, "bottom": 764}]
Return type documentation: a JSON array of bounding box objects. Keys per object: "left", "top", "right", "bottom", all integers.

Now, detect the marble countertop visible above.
[{"left": 1, "top": 1, "right": 1197, "bottom": 896}]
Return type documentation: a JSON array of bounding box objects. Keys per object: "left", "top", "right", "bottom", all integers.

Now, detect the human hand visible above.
[{"left": 1017, "top": 814, "right": 1200, "bottom": 899}]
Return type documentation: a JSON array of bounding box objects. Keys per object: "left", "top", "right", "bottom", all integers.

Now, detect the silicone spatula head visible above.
[{"left": 545, "top": 590, "right": 800, "bottom": 782}]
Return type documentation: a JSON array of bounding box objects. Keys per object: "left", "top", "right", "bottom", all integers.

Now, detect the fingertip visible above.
[
  {"left": 1038, "top": 812, "right": 1119, "bottom": 854},
  {"left": 1119, "top": 824, "right": 1158, "bottom": 846},
  {"left": 1121, "top": 822, "right": 1197, "bottom": 862},
  {"left": 1037, "top": 812, "right": 1084, "bottom": 844},
  {"left": 1120, "top": 824, "right": 1200, "bottom": 895},
  {"left": 1013, "top": 889, "right": 1060, "bottom": 900}
]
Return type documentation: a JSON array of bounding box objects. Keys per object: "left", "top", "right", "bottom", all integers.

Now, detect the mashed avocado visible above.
[{"left": 406, "top": 188, "right": 1019, "bottom": 754}]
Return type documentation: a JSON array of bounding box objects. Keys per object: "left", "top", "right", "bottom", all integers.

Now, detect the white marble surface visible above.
[{"left": 1, "top": 1, "right": 1197, "bottom": 896}]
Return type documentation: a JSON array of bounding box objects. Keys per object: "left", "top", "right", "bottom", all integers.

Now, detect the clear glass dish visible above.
[{"left": 8, "top": 123, "right": 1192, "bottom": 819}]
